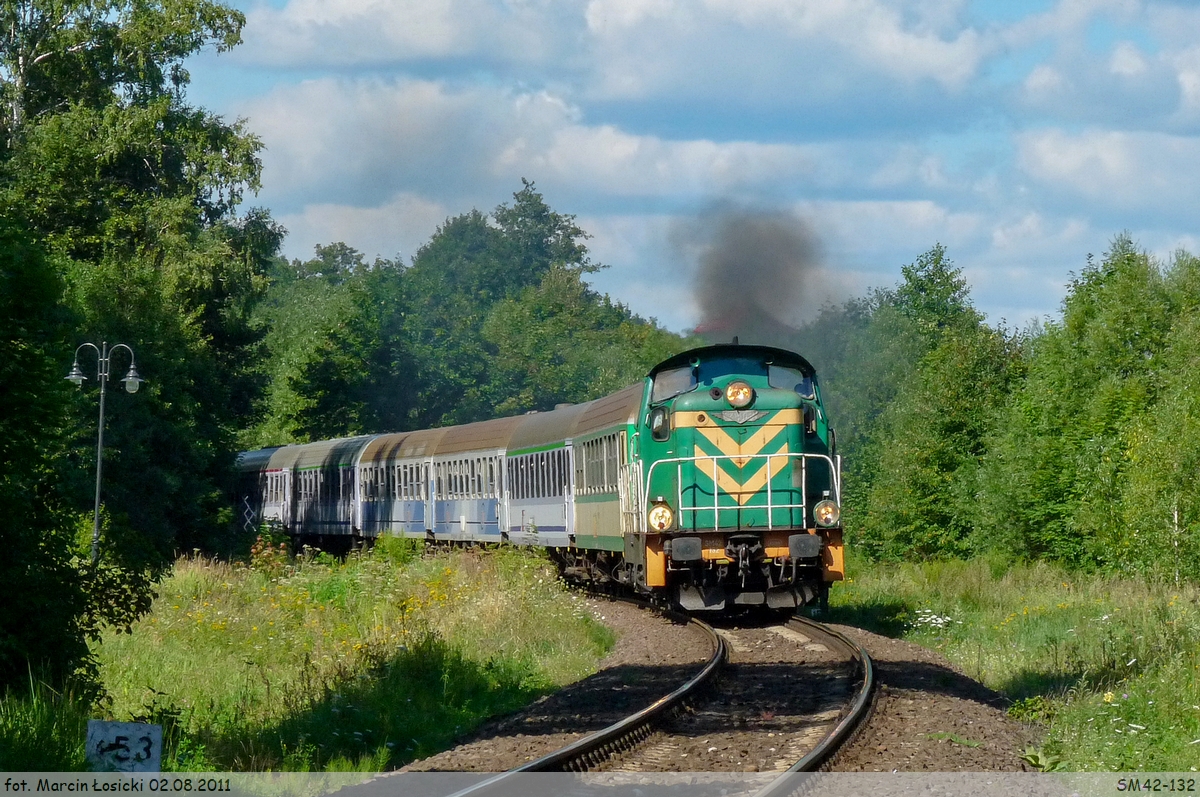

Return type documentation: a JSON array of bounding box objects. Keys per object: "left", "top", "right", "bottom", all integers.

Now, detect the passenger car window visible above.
[
  {"left": 768, "top": 365, "right": 815, "bottom": 399},
  {"left": 651, "top": 365, "right": 696, "bottom": 402}
]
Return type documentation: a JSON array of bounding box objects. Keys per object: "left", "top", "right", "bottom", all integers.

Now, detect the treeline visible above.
[
  {"left": 800, "top": 238, "right": 1200, "bottom": 583},
  {"left": 0, "top": 2, "right": 681, "bottom": 692},
  {"left": 245, "top": 184, "right": 682, "bottom": 448}
]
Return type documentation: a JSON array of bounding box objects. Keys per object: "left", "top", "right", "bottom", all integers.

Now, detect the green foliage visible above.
[
  {"left": 0, "top": 0, "right": 275, "bottom": 569},
  {"left": 0, "top": 679, "right": 89, "bottom": 771},
  {"left": 401, "top": 181, "right": 599, "bottom": 428},
  {"left": 0, "top": 220, "right": 91, "bottom": 688},
  {"left": 811, "top": 236, "right": 1200, "bottom": 579},
  {"left": 0, "top": 0, "right": 245, "bottom": 133},
  {"left": 0, "top": 0, "right": 278, "bottom": 689},
  {"left": 859, "top": 324, "right": 1021, "bottom": 559},
  {"left": 483, "top": 264, "right": 682, "bottom": 414},
  {"left": 370, "top": 533, "right": 422, "bottom": 568},
  {"left": 1020, "top": 747, "right": 1066, "bottom": 772},
  {"left": 833, "top": 555, "right": 1200, "bottom": 771},
  {"left": 976, "top": 237, "right": 1180, "bottom": 571},
  {"left": 800, "top": 245, "right": 1012, "bottom": 560},
  {"left": 1007, "top": 695, "right": 1057, "bottom": 724},
  {"left": 248, "top": 182, "right": 687, "bottom": 445},
  {"left": 893, "top": 243, "right": 981, "bottom": 333},
  {"left": 243, "top": 246, "right": 377, "bottom": 446},
  {"left": 1118, "top": 251, "right": 1200, "bottom": 581}
]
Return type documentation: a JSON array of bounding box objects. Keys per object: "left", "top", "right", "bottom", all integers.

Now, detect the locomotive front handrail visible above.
[{"left": 643, "top": 452, "right": 841, "bottom": 533}]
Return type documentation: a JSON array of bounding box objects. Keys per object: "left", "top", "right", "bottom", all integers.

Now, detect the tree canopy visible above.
[
  {"left": 246, "top": 182, "right": 686, "bottom": 446},
  {"left": 0, "top": 0, "right": 274, "bottom": 689}
]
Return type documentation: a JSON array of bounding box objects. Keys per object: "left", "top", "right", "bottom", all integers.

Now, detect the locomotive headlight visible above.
[
  {"left": 813, "top": 499, "right": 840, "bottom": 527},
  {"left": 725, "top": 380, "right": 754, "bottom": 408},
  {"left": 648, "top": 502, "right": 674, "bottom": 531}
]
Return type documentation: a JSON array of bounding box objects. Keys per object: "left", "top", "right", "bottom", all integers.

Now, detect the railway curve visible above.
[{"left": 397, "top": 605, "right": 875, "bottom": 795}]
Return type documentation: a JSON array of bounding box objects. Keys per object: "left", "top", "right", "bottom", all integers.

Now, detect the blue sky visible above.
[{"left": 185, "top": 0, "right": 1200, "bottom": 332}]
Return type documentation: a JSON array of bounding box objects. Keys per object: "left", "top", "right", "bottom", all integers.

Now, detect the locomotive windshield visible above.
[
  {"left": 651, "top": 365, "right": 696, "bottom": 402},
  {"left": 768, "top": 365, "right": 815, "bottom": 399},
  {"left": 650, "top": 354, "right": 816, "bottom": 402}
]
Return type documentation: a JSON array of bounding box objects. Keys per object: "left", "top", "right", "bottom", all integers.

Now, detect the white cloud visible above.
[
  {"left": 240, "top": 0, "right": 574, "bottom": 66},
  {"left": 205, "top": 0, "right": 1200, "bottom": 336},
  {"left": 867, "top": 147, "right": 950, "bottom": 189},
  {"left": 243, "top": 76, "right": 842, "bottom": 211},
  {"left": 277, "top": 193, "right": 449, "bottom": 262},
  {"left": 688, "top": 0, "right": 986, "bottom": 86},
  {"left": 1017, "top": 128, "right": 1200, "bottom": 210},
  {"left": 999, "top": 0, "right": 1141, "bottom": 46},
  {"left": 797, "top": 199, "right": 984, "bottom": 264},
  {"left": 1110, "top": 41, "right": 1148, "bottom": 76},
  {"left": 1024, "top": 64, "right": 1068, "bottom": 97},
  {"left": 527, "top": 125, "right": 823, "bottom": 195},
  {"left": 243, "top": 78, "right": 580, "bottom": 207},
  {"left": 239, "top": 0, "right": 991, "bottom": 106}
]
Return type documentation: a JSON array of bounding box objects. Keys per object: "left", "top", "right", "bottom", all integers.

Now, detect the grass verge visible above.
[
  {"left": 2, "top": 540, "right": 613, "bottom": 771},
  {"left": 830, "top": 553, "right": 1200, "bottom": 771}
]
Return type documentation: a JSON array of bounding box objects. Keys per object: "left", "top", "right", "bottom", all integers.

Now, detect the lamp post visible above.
[{"left": 66, "top": 342, "right": 145, "bottom": 564}]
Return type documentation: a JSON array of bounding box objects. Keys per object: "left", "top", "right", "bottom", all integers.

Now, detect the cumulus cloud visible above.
[
  {"left": 243, "top": 78, "right": 579, "bottom": 207},
  {"left": 243, "top": 76, "right": 850, "bottom": 213},
  {"left": 276, "top": 193, "right": 449, "bottom": 263},
  {"left": 578, "top": 0, "right": 991, "bottom": 111},
  {"left": 239, "top": 0, "right": 992, "bottom": 112},
  {"left": 1017, "top": 128, "right": 1200, "bottom": 215},
  {"left": 240, "top": 0, "right": 580, "bottom": 67}
]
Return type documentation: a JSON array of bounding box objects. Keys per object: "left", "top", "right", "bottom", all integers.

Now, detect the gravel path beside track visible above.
[{"left": 827, "top": 624, "right": 1040, "bottom": 772}]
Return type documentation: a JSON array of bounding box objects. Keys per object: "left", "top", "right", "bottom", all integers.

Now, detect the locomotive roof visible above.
[{"left": 648, "top": 344, "right": 816, "bottom": 377}]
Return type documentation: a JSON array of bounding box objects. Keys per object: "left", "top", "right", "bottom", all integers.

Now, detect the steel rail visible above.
[
  {"left": 751, "top": 616, "right": 876, "bottom": 797},
  {"left": 440, "top": 603, "right": 727, "bottom": 797},
  {"left": 437, "top": 612, "right": 870, "bottom": 797}
]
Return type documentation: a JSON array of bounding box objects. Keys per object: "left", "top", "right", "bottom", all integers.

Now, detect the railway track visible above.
[{"left": 437, "top": 608, "right": 875, "bottom": 796}]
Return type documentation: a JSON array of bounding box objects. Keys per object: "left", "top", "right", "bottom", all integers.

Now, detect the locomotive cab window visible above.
[
  {"left": 768, "top": 365, "right": 815, "bottom": 399},
  {"left": 651, "top": 365, "right": 696, "bottom": 402},
  {"left": 648, "top": 407, "right": 671, "bottom": 442}
]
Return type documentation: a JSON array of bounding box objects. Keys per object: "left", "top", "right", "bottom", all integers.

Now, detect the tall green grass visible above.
[
  {"left": 1, "top": 541, "right": 613, "bottom": 772},
  {"left": 0, "top": 679, "right": 89, "bottom": 770},
  {"left": 831, "top": 553, "right": 1200, "bottom": 771}
]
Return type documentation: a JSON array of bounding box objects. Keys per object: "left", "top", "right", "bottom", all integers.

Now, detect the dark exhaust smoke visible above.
[{"left": 675, "top": 206, "right": 831, "bottom": 348}]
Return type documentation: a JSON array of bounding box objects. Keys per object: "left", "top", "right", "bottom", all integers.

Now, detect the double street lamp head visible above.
[{"left": 65, "top": 343, "right": 146, "bottom": 393}]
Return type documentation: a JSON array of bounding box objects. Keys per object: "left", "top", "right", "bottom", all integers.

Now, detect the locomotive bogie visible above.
[{"left": 235, "top": 345, "right": 842, "bottom": 613}]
